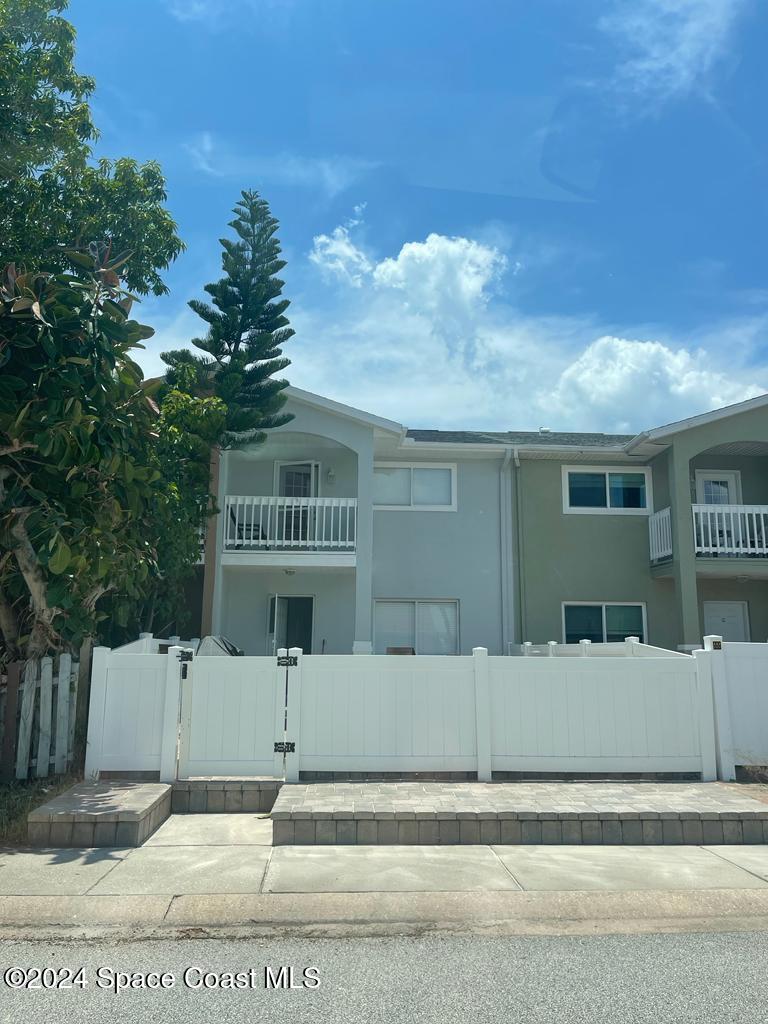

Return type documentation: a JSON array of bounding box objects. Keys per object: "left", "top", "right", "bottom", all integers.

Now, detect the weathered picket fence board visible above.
[{"left": 0, "top": 657, "right": 79, "bottom": 781}]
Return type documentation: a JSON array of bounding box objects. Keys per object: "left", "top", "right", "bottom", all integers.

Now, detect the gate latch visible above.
[
  {"left": 178, "top": 649, "right": 193, "bottom": 678},
  {"left": 274, "top": 741, "right": 296, "bottom": 753},
  {"left": 277, "top": 655, "right": 298, "bottom": 667}
]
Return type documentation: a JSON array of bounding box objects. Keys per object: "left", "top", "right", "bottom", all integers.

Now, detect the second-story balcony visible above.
[
  {"left": 224, "top": 495, "right": 357, "bottom": 553},
  {"left": 650, "top": 504, "right": 768, "bottom": 563}
]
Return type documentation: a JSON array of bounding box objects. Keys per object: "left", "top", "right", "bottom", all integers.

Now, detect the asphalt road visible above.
[{"left": 1, "top": 931, "right": 767, "bottom": 1023}]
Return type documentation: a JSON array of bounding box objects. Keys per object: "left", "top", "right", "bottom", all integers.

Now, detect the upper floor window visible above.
[
  {"left": 562, "top": 466, "right": 652, "bottom": 515},
  {"left": 373, "top": 463, "right": 457, "bottom": 511}
]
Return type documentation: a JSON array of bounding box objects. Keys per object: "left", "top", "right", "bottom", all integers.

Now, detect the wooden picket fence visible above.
[{"left": 0, "top": 656, "right": 79, "bottom": 781}]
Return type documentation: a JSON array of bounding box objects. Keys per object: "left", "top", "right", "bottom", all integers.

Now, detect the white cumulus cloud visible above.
[
  {"left": 292, "top": 218, "right": 766, "bottom": 431},
  {"left": 548, "top": 335, "right": 764, "bottom": 433}
]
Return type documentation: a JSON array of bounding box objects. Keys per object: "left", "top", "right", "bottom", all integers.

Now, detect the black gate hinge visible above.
[
  {"left": 277, "top": 655, "right": 298, "bottom": 667},
  {"left": 274, "top": 741, "right": 296, "bottom": 753}
]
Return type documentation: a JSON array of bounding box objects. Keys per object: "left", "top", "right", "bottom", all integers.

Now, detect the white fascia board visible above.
[
  {"left": 395, "top": 439, "right": 640, "bottom": 460},
  {"left": 397, "top": 439, "right": 509, "bottom": 455},
  {"left": 514, "top": 444, "right": 632, "bottom": 458},
  {"left": 285, "top": 386, "right": 404, "bottom": 436},
  {"left": 625, "top": 392, "right": 768, "bottom": 451}
]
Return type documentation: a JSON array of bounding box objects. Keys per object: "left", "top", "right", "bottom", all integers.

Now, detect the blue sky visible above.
[{"left": 69, "top": 0, "right": 767, "bottom": 432}]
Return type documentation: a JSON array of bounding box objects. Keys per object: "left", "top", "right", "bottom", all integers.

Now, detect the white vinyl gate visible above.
[{"left": 177, "top": 656, "right": 284, "bottom": 777}]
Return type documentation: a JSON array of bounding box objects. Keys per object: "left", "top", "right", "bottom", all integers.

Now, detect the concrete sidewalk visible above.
[{"left": 5, "top": 814, "right": 768, "bottom": 938}]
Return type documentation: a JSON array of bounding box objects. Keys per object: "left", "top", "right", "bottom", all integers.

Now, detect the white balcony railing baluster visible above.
[{"left": 223, "top": 495, "right": 357, "bottom": 552}]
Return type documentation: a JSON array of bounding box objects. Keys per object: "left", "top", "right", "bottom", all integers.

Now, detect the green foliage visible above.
[
  {"left": 0, "top": 255, "right": 161, "bottom": 659},
  {"left": 0, "top": 0, "right": 95, "bottom": 176},
  {"left": 136, "top": 375, "right": 226, "bottom": 638},
  {"left": 163, "top": 190, "right": 294, "bottom": 446},
  {"left": 0, "top": 0, "right": 183, "bottom": 294}
]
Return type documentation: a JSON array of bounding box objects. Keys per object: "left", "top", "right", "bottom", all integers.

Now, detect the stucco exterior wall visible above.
[
  {"left": 372, "top": 458, "right": 506, "bottom": 654},
  {"left": 688, "top": 453, "right": 768, "bottom": 503},
  {"left": 697, "top": 579, "right": 768, "bottom": 643},
  {"left": 226, "top": 442, "right": 358, "bottom": 498},
  {"left": 219, "top": 567, "right": 356, "bottom": 655},
  {"left": 517, "top": 458, "right": 680, "bottom": 648}
]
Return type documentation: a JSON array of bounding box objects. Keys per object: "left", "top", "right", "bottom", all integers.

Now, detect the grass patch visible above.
[{"left": 0, "top": 774, "right": 81, "bottom": 845}]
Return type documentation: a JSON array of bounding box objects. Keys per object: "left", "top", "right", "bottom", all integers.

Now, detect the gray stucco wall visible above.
[
  {"left": 517, "top": 458, "right": 680, "bottom": 649},
  {"left": 225, "top": 439, "right": 358, "bottom": 499},
  {"left": 372, "top": 458, "right": 505, "bottom": 654},
  {"left": 219, "top": 567, "right": 355, "bottom": 655}
]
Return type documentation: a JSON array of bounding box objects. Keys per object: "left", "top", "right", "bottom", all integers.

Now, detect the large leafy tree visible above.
[
  {"left": 0, "top": 256, "right": 161, "bottom": 664},
  {"left": 123, "top": 370, "right": 225, "bottom": 641},
  {"left": 163, "top": 190, "right": 294, "bottom": 445},
  {"left": 0, "top": 0, "right": 183, "bottom": 294}
]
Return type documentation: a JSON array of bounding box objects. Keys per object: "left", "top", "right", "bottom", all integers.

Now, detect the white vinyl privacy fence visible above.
[
  {"left": 707, "top": 636, "right": 768, "bottom": 780},
  {"left": 85, "top": 638, "right": 728, "bottom": 782}
]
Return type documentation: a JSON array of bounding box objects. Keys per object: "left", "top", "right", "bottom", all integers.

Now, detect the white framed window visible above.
[
  {"left": 694, "top": 469, "right": 742, "bottom": 505},
  {"left": 373, "top": 462, "right": 457, "bottom": 511},
  {"left": 562, "top": 602, "right": 647, "bottom": 644},
  {"left": 562, "top": 465, "right": 652, "bottom": 515},
  {"left": 274, "top": 461, "right": 320, "bottom": 497},
  {"left": 374, "top": 600, "right": 460, "bottom": 654}
]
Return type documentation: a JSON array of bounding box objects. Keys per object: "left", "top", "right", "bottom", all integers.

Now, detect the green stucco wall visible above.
[{"left": 516, "top": 459, "right": 680, "bottom": 648}]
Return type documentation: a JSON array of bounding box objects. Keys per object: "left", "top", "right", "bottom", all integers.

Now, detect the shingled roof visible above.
[{"left": 405, "top": 429, "right": 635, "bottom": 448}]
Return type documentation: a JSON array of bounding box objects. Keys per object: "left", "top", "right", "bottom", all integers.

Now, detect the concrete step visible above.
[
  {"left": 171, "top": 778, "right": 282, "bottom": 814},
  {"left": 28, "top": 782, "right": 171, "bottom": 847},
  {"left": 271, "top": 782, "right": 768, "bottom": 846}
]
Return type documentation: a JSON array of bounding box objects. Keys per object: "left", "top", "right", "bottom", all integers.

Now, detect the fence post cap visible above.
[
  {"left": 472, "top": 646, "right": 488, "bottom": 655},
  {"left": 288, "top": 646, "right": 303, "bottom": 656},
  {"left": 703, "top": 635, "right": 723, "bottom": 651}
]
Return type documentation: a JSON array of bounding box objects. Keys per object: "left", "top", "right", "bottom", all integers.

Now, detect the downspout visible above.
[
  {"left": 513, "top": 447, "right": 526, "bottom": 646},
  {"left": 499, "top": 449, "right": 512, "bottom": 654}
]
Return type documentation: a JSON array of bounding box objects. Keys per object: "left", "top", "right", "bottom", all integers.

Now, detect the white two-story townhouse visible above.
[{"left": 199, "top": 387, "right": 768, "bottom": 655}]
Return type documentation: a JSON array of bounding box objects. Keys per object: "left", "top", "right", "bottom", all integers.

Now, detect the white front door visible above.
[
  {"left": 696, "top": 471, "right": 741, "bottom": 505},
  {"left": 703, "top": 601, "right": 750, "bottom": 642}
]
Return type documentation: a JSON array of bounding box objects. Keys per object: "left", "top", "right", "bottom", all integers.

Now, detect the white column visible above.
[
  {"left": 703, "top": 634, "right": 735, "bottom": 781},
  {"left": 473, "top": 647, "right": 493, "bottom": 783},
  {"left": 692, "top": 648, "right": 718, "bottom": 782},
  {"left": 84, "top": 646, "right": 110, "bottom": 780},
  {"left": 159, "top": 646, "right": 184, "bottom": 782},
  {"left": 353, "top": 441, "right": 374, "bottom": 654},
  {"left": 284, "top": 647, "right": 303, "bottom": 782}
]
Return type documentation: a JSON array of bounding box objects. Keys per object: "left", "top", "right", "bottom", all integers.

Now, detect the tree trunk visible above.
[
  {"left": 73, "top": 635, "right": 94, "bottom": 771},
  {"left": 0, "top": 584, "right": 20, "bottom": 661}
]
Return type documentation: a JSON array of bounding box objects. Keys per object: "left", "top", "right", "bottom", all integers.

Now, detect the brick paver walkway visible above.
[{"left": 271, "top": 782, "right": 768, "bottom": 846}]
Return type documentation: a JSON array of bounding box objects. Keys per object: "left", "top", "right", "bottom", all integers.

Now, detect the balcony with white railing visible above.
[
  {"left": 692, "top": 503, "right": 768, "bottom": 558},
  {"left": 223, "top": 495, "right": 357, "bottom": 553},
  {"left": 650, "top": 503, "right": 768, "bottom": 563}
]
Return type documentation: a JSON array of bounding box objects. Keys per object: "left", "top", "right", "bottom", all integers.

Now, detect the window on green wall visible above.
[
  {"left": 563, "top": 603, "right": 646, "bottom": 644},
  {"left": 562, "top": 466, "right": 651, "bottom": 515}
]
